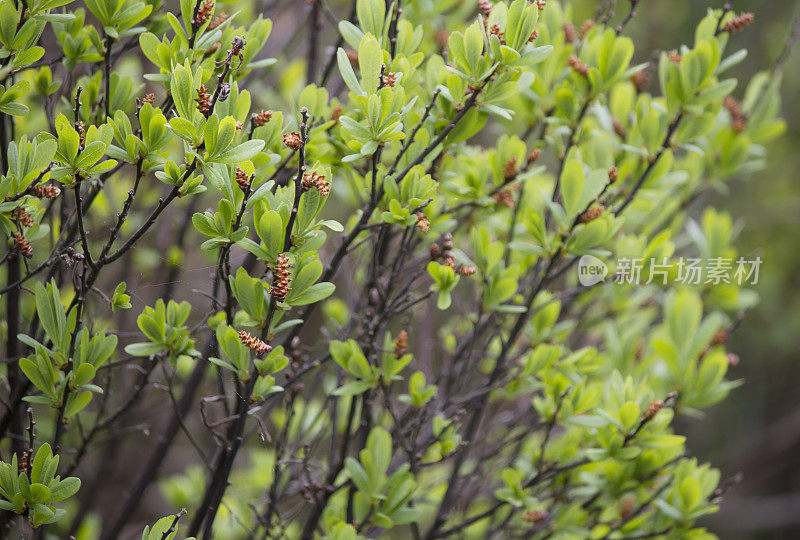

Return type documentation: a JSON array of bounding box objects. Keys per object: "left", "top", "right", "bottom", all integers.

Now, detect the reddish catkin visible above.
[
  {"left": 208, "top": 12, "right": 227, "bottom": 30},
  {"left": 235, "top": 167, "right": 250, "bottom": 191},
  {"left": 724, "top": 96, "right": 747, "bottom": 132},
  {"left": 608, "top": 166, "right": 619, "bottom": 183},
  {"left": 13, "top": 232, "right": 33, "bottom": 259},
  {"left": 535, "top": 0, "right": 546, "bottom": 10},
  {"left": 238, "top": 330, "right": 272, "bottom": 354},
  {"left": 302, "top": 172, "right": 330, "bottom": 197},
  {"left": 195, "top": 84, "right": 212, "bottom": 116},
  {"left": 580, "top": 19, "right": 595, "bottom": 39},
  {"left": 613, "top": 118, "right": 627, "bottom": 139},
  {"left": 11, "top": 207, "right": 33, "bottom": 228},
  {"left": 415, "top": 213, "right": 430, "bottom": 234},
  {"left": 578, "top": 205, "right": 605, "bottom": 224},
  {"left": 643, "top": 399, "right": 664, "bottom": 421},
  {"left": 271, "top": 254, "right": 292, "bottom": 302},
  {"left": 252, "top": 109, "right": 273, "bottom": 127},
  {"left": 196, "top": 0, "right": 215, "bottom": 25},
  {"left": 563, "top": 22, "right": 576, "bottom": 44},
  {"left": 489, "top": 23, "right": 505, "bottom": 44},
  {"left": 523, "top": 510, "right": 548, "bottom": 523},
  {"left": 283, "top": 131, "right": 303, "bottom": 151},
  {"left": 710, "top": 328, "right": 728, "bottom": 346},
  {"left": 393, "top": 330, "right": 408, "bottom": 358},
  {"left": 723, "top": 12, "right": 754, "bottom": 34},
  {"left": 631, "top": 67, "right": 651, "bottom": 93},
  {"left": 568, "top": 55, "right": 589, "bottom": 77},
  {"left": 141, "top": 93, "right": 155, "bottom": 105},
  {"left": 32, "top": 183, "right": 61, "bottom": 198},
  {"left": 528, "top": 29, "right": 539, "bottom": 42},
  {"left": 382, "top": 72, "right": 398, "bottom": 87},
  {"left": 458, "top": 265, "right": 477, "bottom": 277},
  {"left": 492, "top": 189, "right": 514, "bottom": 208},
  {"left": 478, "top": 0, "right": 492, "bottom": 17},
  {"left": 503, "top": 156, "right": 519, "bottom": 180}
]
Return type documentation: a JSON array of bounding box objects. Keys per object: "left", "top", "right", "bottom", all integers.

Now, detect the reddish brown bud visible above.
[
  {"left": 564, "top": 22, "right": 576, "bottom": 44},
  {"left": 441, "top": 233, "right": 453, "bottom": 251},
  {"left": 429, "top": 243, "right": 442, "bottom": 259},
  {"left": 619, "top": 496, "right": 635, "bottom": 520},
  {"left": 235, "top": 167, "right": 250, "bottom": 192},
  {"left": 724, "top": 96, "right": 747, "bottom": 132},
  {"left": 535, "top": 0, "right": 546, "bottom": 10},
  {"left": 32, "top": 183, "right": 60, "bottom": 199},
  {"left": 503, "top": 156, "right": 519, "bottom": 180},
  {"left": 11, "top": 206, "right": 33, "bottom": 228},
  {"left": 668, "top": 50, "right": 681, "bottom": 64},
  {"left": 578, "top": 205, "right": 605, "bottom": 224},
  {"left": 302, "top": 171, "right": 330, "bottom": 197},
  {"left": 195, "top": 84, "right": 212, "bottom": 117},
  {"left": 13, "top": 232, "right": 33, "bottom": 259},
  {"left": 252, "top": 109, "right": 273, "bottom": 127},
  {"left": 489, "top": 23, "right": 505, "bottom": 44},
  {"left": 393, "top": 330, "right": 408, "bottom": 358},
  {"left": 330, "top": 105, "right": 343, "bottom": 123},
  {"left": 283, "top": 132, "right": 303, "bottom": 151},
  {"left": 528, "top": 29, "right": 539, "bottom": 42},
  {"left": 238, "top": 330, "right": 272, "bottom": 354},
  {"left": 643, "top": 399, "right": 664, "bottom": 421},
  {"left": 491, "top": 189, "right": 514, "bottom": 208},
  {"left": 415, "top": 213, "right": 430, "bottom": 234},
  {"left": 527, "top": 149, "right": 541, "bottom": 163},
  {"left": 523, "top": 509, "right": 548, "bottom": 523},
  {"left": 196, "top": 0, "right": 215, "bottom": 25},
  {"left": 458, "top": 265, "right": 476, "bottom": 277},
  {"left": 208, "top": 12, "right": 227, "bottom": 30},
  {"left": 608, "top": 166, "right": 619, "bottom": 183},
  {"left": 141, "top": 93, "right": 155, "bottom": 105},
  {"left": 723, "top": 12, "right": 754, "bottom": 33},
  {"left": 478, "top": 0, "right": 492, "bottom": 17},
  {"left": 382, "top": 72, "right": 399, "bottom": 87},
  {"left": 631, "top": 69, "right": 650, "bottom": 92},
  {"left": 580, "top": 19, "right": 596, "bottom": 39},
  {"left": 272, "top": 253, "right": 292, "bottom": 302},
  {"left": 568, "top": 55, "right": 589, "bottom": 77},
  {"left": 710, "top": 328, "right": 728, "bottom": 347}
]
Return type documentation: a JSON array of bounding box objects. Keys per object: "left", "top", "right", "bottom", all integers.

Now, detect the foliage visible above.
[{"left": 0, "top": 0, "right": 784, "bottom": 538}]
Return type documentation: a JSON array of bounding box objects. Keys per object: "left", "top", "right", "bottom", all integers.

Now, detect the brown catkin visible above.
[
  {"left": 283, "top": 132, "right": 303, "bottom": 151},
  {"left": 252, "top": 109, "right": 273, "bottom": 127},
  {"left": 458, "top": 265, "right": 476, "bottom": 277},
  {"left": 503, "top": 156, "right": 519, "bottom": 180},
  {"left": 723, "top": 12, "right": 754, "bottom": 34},
  {"left": 492, "top": 189, "right": 514, "bottom": 208},
  {"left": 393, "top": 330, "right": 408, "bottom": 358},
  {"left": 32, "top": 183, "right": 61, "bottom": 199},
  {"left": 382, "top": 72, "right": 398, "bottom": 87},
  {"left": 724, "top": 96, "right": 746, "bottom": 132},
  {"left": 578, "top": 205, "right": 605, "bottom": 224},
  {"left": 523, "top": 510, "right": 548, "bottom": 523},
  {"left": 272, "top": 254, "right": 292, "bottom": 302},
  {"left": 580, "top": 19, "right": 595, "bottom": 39},
  {"left": 208, "top": 12, "right": 227, "bottom": 30},
  {"left": 478, "top": 0, "right": 492, "bottom": 17},
  {"left": 13, "top": 232, "right": 33, "bottom": 259},
  {"left": 196, "top": 0, "right": 215, "bottom": 25},
  {"left": 608, "top": 166, "right": 619, "bottom": 183},
  {"left": 238, "top": 330, "right": 272, "bottom": 354},
  {"left": 235, "top": 167, "right": 250, "bottom": 192},
  {"left": 302, "top": 172, "right": 330, "bottom": 197},
  {"left": 195, "top": 84, "right": 212, "bottom": 116},
  {"left": 415, "top": 213, "right": 430, "bottom": 234},
  {"left": 643, "top": 399, "right": 664, "bottom": 420},
  {"left": 564, "top": 22, "right": 576, "bottom": 44},
  {"left": 11, "top": 207, "right": 33, "bottom": 228},
  {"left": 568, "top": 55, "right": 589, "bottom": 77},
  {"left": 141, "top": 93, "right": 155, "bottom": 105}
]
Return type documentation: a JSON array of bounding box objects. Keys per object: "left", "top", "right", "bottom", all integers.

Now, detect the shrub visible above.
[{"left": 0, "top": 0, "right": 784, "bottom": 538}]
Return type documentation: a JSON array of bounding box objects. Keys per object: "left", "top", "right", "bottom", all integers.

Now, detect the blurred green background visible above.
[{"left": 567, "top": 1, "right": 800, "bottom": 537}]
